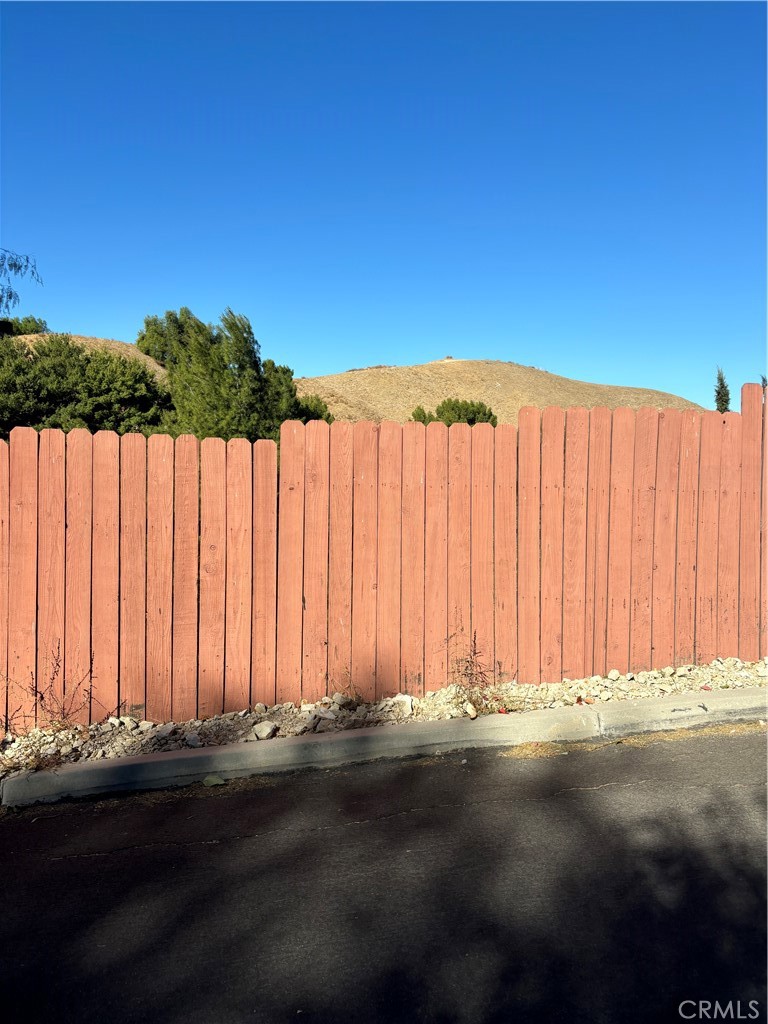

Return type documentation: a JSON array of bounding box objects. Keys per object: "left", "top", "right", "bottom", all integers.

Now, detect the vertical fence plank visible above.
[
  {"left": 64, "top": 429, "right": 92, "bottom": 725},
  {"left": 517, "top": 409, "right": 541, "bottom": 684},
  {"left": 717, "top": 413, "right": 741, "bottom": 658},
  {"left": 8, "top": 428, "right": 38, "bottom": 730},
  {"left": 762, "top": 389, "right": 768, "bottom": 659},
  {"left": 172, "top": 435, "right": 199, "bottom": 720},
  {"left": 696, "top": 411, "right": 723, "bottom": 664},
  {"left": 447, "top": 423, "right": 471, "bottom": 674},
  {"left": 276, "top": 422, "right": 305, "bottom": 705},
  {"left": 651, "top": 409, "right": 681, "bottom": 669},
  {"left": 494, "top": 424, "right": 517, "bottom": 683},
  {"left": 302, "top": 421, "right": 330, "bottom": 702},
  {"left": 739, "top": 385, "right": 762, "bottom": 662},
  {"left": 252, "top": 439, "right": 277, "bottom": 709},
  {"left": 606, "top": 409, "right": 635, "bottom": 674},
  {"left": 37, "top": 430, "right": 65, "bottom": 711},
  {"left": 562, "top": 409, "right": 589, "bottom": 681},
  {"left": 91, "top": 432, "right": 119, "bottom": 722},
  {"left": 351, "top": 422, "right": 378, "bottom": 701},
  {"left": 146, "top": 434, "right": 174, "bottom": 723},
  {"left": 376, "top": 422, "right": 402, "bottom": 698},
  {"left": 471, "top": 423, "right": 495, "bottom": 683},
  {"left": 327, "top": 423, "right": 353, "bottom": 695},
  {"left": 225, "top": 438, "right": 252, "bottom": 711},
  {"left": 586, "top": 408, "right": 612, "bottom": 678},
  {"left": 629, "top": 409, "right": 659, "bottom": 673},
  {"left": 540, "top": 408, "right": 565, "bottom": 684},
  {"left": 0, "top": 441, "right": 8, "bottom": 727},
  {"left": 675, "top": 411, "right": 701, "bottom": 666},
  {"left": 120, "top": 433, "right": 147, "bottom": 719},
  {"left": 199, "top": 438, "right": 227, "bottom": 718},
  {"left": 424, "top": 422, "right": 448, "bottom": 691},
  {"left": 401, "top": 422, "right": 425, "bottom": 694}
]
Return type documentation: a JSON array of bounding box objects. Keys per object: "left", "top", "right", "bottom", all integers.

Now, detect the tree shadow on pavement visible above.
[{"left": 0, "top": 734, "right": 765, "bottom": 1024}]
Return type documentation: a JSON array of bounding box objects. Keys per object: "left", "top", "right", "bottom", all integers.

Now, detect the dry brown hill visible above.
[
  {"left": 15, "top": 334, "right": 168, "bottom": 382},
  {"left": 15, "top": 337, "right": 703, "bottom": 422},
  {"left": 295, "top": 357, "right": 703, "bottom": 424}
]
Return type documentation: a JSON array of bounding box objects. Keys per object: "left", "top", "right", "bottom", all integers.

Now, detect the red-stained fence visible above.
[{"left": 0, "top": 385, "right": 765, "bottom": 726}]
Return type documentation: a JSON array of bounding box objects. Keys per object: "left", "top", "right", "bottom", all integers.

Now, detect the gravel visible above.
[{"left": 1, "top": 656, "right": 765, "bottom": 781}]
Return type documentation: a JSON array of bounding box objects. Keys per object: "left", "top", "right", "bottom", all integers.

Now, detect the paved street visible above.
[{"left": 1, "top": 729, "right": 765, "bottom": 1024}]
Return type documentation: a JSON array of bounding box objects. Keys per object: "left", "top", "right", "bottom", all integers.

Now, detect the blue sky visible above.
[{"left": 1, "top": 1, "right": 765, "bottom": 408}]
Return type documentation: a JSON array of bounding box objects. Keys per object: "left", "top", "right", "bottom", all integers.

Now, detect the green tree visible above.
[
  {"left": 0, "top": 334, "right": 170, "bottom": 439},
  {"left": 3, "top": 315, "right": 49, "bottom": 336},
  {"left": 0, "top": 249, "right": 42, "bottom": 316},
  {"left": 138, "top": 306, "right": 332, "bottom": 441},
  {"left": 715, "top": 367, "right": 731, "bottom": 413},
  {"left": 411, "top": 398, "right": 497, "bottom": 427}
]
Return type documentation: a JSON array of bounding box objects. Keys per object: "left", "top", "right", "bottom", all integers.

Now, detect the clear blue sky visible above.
[{"left": 1, "top": 1, "right": 765, "bottom": 408}]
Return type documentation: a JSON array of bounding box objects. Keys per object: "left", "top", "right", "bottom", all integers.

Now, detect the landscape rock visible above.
[{"left": 252, "top": 721, "right": 278, "bottom": 741}]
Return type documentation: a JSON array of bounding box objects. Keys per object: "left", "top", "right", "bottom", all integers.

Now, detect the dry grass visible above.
[
  {"left": 295, "top": 357, "right": 704, "bottom": 425},
  {"left": 15, "top": 334, "right": 168, "bottom": 383}
]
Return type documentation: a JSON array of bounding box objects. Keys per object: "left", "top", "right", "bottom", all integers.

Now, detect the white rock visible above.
[
  {"left": 138, "top": 720, "right": 154, "bottom": 732},
  {"left": 464, "top": 702, "right": 478, "bottom": 719},
  {"left": 607, "top": 669, "right": 621, "bottom": 682},
  {"left": 252, "top": 721, "right": 278, "bottom": 740},
  {"left": 314, "top": 707, "right": 337, "bottom": 721},
  {"left": 156, "top": 723, "right": 175, "bottom": 739},
  {"left": 253, "top": 703, "right": 268, "bottom": 715}
]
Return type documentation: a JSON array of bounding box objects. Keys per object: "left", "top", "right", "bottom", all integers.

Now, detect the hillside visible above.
[
  {"left": 14, "top": 334, "right": 168, "bottom": 383},
  {"left": 295, "top": 357, "right": 703, "bottom": 424},
  {"left": 13, "top": 338, "right": 704, "bottom": 422}
]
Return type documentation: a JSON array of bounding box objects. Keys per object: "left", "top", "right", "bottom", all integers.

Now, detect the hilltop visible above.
[
  {"left": 294, "top": 357, "right": 703, "bottom": 424},
  {"left": 12, "top": 338, "right": 703, "bottom": 422}
]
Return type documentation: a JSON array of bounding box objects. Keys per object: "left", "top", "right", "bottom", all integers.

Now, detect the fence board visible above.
[
  {"left": 424, "top": 422, "right": 448, "bottom": 691},
  {"left": 376, "top": 422, "right": 402, "bottom": 698},
  {"left": 0, "top": 441, "right": 8, "bottom": 726},
  {"left": 302, "top": 421, "right": 330, "bottom": 702},
  {"left": 629, "top": 409, "right": 659, "bottom": 673},
  {"left": 606, "top": 409, "right": 635, "bottom": 674},
  {"left": 63, "top": 430, "right": 92, "bottom": 725},
  {"left": 327, "top": 423, "right": 353, "bottom": 695},
  {"left": 562, "top": 409, "right": 589, "bottom": 681},
  {"left": 146, "top": 434, "right": 174, "bottom": 723},
  {"left": 252, "top": 439, "right": 277, "bottom": 708},
  {"left": 225, "top": 438, "right": 252, "bottom": 711},
  {"left": 401, "top": 422, "right": 425, "bottom": 694},
  {"left": 447, "top": 424, "right": 471, "bottom": 674},
  {"left": 8, "top": 428, "right": 38, "bottom": 729},
  {"left": 540, "top": 408, "right": 565, "bottom": 684},
  {"left": 717, "top": 413, "right": 741, "bottom": 657},
  {"left": 471, "top": 424, "right": 495, "bottom": 684},
  {"left": 696, "top": 412, "right": 723, "bottom": 664},
  {"left": 276, "top": 422, "right": 305, "bottom": 705},
  {"left": 37, "top": 430, "right": 65, "bottom": 711},
  {"left": 91, "top": 432, "right": 119, "bottom": 721},
  {"left": 675, "top": 411, "right": 701, "bottom": 665},
  {"left": 517, "top": 409, "right": 540, "bottom": 684},
  {"left": 651, "top": 410, "right": 681, "bottom": 669},
  {"left": 199, "top": 438, "right": 227, "bottom": 718},
  {"left": 739, "top": 385, "right": 762, "bottom": 661},
  {"left": 762, "top": 390, "right": 768, "bottom": 659},
  {"left": 119, "top": 433, "right": 146, "bottom": 719},
  {"left": 586, "top": 408, "right": 612, "bottom": 678},
  {"left": 351, "top": 422, "right": 378, "bottom": 701},
  {"left": 173, "top": 435, "right": 199, "bottom": 720},
  {"left": 494, "top": 424, "right": 517, "bottom": 682}
]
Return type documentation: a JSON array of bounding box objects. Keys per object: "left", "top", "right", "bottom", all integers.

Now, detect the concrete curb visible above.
[{"left": 2, "top": 687, "right": 766, "bottom": 807}]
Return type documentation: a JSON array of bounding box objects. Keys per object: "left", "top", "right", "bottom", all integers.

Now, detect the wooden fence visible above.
[{"left": 0, "top": 384, "right": 765, "bottom": 727}]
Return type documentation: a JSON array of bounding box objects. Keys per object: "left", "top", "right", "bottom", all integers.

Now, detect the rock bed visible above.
[{"left": 1, "top": 657, "right": 766, "bottom": 781}]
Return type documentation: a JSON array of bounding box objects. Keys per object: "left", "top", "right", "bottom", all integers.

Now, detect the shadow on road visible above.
[{"left": 1, "top": 734, "right": 765, "bottom": 1024}]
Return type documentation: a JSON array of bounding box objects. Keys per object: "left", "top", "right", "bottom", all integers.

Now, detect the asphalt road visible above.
[{"left": 1, "top": 729, "right": 765, "bottom": 1024}]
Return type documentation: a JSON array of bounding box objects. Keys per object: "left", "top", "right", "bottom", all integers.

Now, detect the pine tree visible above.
[{"left": 714, "top": 367, "right": 730, "bottom": 413}]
